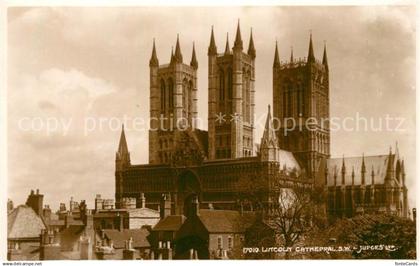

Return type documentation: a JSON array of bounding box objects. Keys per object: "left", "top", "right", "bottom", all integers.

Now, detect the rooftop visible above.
[
  {"left": 8, "top": 205, "right": 46, "bottom": 239},
  {"left": 102, "top": 228, "right": 150, "bottom": 249},
  {"left": 152, "top": 215, "right": 186, "bottom": 231}
]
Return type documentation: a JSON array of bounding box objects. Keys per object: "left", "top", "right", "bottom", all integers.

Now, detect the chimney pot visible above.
[
  {"left": 140, "top": 193, "right": 146, "bottom": 208},
  {"left": 189, "top": 195, "right": 199, "bottom": 217}
]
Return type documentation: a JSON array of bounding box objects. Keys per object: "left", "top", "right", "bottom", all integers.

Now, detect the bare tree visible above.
[{"left": 271, "top": 188, "right": 311, "bottom": 246}]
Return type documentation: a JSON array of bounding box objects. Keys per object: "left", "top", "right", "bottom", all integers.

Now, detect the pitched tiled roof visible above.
[
  {"left": 127, "top": 208, "right": 160, "bottom": 218},
  {"left": 8, "top": 205, "right": 46, "bottom": 239},
  {"left": 194, "top": 129, "right": 209, "bottom": 157},
  {"left": 103, "top": 228, "right": 150, "bottom": 249},
  {"left": 60, "top": 224, "right": 86, "bottom": 251},
  {"left": 152, "top": 215, "right": 186, "bottom": 231},
  {"left": 326, "top": 154, "right": 398, "bottom": 186},
  {"left": 47, "top": 219, "right": 65, "bottom": 226},
  {"left": 197, "top": 210, "right": 255, "bottom": 233}
]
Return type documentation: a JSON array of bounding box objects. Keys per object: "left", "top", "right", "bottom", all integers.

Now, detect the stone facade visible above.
[
  {"left": 115, "top": 22, "right": 408, "bottom": 219},
  {"left": 321, "top": 151, "right": 409, "bottom": 219},
  {"left": 273, "top": 36, "right": 330, "bottom": 178}
]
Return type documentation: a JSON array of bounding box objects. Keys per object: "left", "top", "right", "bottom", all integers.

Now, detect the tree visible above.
[
  {"left": 349, "top": 214, "right": 416, "bottom": 259},
  {"left": 269, "top": 187, "right": 312, "bottom": 249},
  {"left": 304, "top": 214, "right": 416, "bottom": 259},
  {"left": 240, "top": 184, "right": 327, "bottom": 259}
]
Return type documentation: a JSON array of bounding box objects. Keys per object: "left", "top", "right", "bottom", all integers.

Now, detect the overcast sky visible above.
[{"left": 7, "top": 6, "right": 416, "bottom": 210}]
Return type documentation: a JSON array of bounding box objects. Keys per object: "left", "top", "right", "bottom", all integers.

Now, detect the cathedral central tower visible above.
[{"left": 272, "top": 35, "right": 330, "bottom": 178}]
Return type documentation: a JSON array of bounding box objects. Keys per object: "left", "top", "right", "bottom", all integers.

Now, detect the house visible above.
[
  {"left": 244, "top": 217, "right": 278, "bottom": 259},
  {"left": 95, "top": 228, "right": 151, "bottom": 259},
  {"left": 148, "top": 193, "right": 186, "bottom": 259},
  {"left": 174, "top": 196, "right": 255, "bottom": 259},
  {"left": 7, "top": 205, "right": 47, "bottom": 260},
  {"left": 93, "top": 194, "right": 160, "bottom": 231}
]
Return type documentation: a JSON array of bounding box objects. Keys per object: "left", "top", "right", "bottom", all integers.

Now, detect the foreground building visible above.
[
  {"left": 93, "top": 194, "right": 160, "bottom": 231},
  {"left": 114, "top": 22, "right": 408, "bottom": 219},
  {"left": 7, "top": 205, "right": 47, "bottom": 260}
]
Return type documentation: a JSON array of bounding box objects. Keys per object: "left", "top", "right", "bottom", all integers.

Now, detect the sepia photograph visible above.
[{"left": 2, "top": 2, "right": 417, "bottom": 263}]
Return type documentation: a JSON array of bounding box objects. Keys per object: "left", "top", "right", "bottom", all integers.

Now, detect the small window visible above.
[
  {"left": 217, "top": 236, "right": 223, "bottom": 250},
  {"left": 228, "top": 236, "right": 233, "bottom": 249}
]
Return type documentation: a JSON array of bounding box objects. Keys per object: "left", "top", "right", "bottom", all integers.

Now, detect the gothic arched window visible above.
[
  {"left": 219, "top": 70, "right": 225, "bottom": 101},
  {"left": 188, "top": 80, "right": 193, "bottom": 116},
  {"left": 167, "top": 78, "right": 174, "bottom": 111},
  {"left": 287, "top": 84, "right": 293, "bottom": 117},
  {"left": 227, "top": 68, "right": 233, "bottom": 100},
  {"left": 242, "top": 68, "right": 247, "bottom": 122},
  {"left": 182, "top": 78, "right": 189, "bottom": 119},
  {"left": 297, "top": 84, "right": 304, "bottom": 116},
  {"left": 160, "top": 79, "right": 166, "bottom": 112},
  {"left": 282, "top": 86, "right": 287, "bottom": 118},
  {"left": 243, "top": 69, "right": 251, "bottom": 123}
]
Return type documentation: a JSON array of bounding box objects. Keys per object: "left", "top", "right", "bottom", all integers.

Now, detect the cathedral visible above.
[{"left": 114, "top": 22, "right": 409, "bottom": 219}]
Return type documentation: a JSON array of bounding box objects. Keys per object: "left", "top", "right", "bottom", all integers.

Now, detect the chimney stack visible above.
[
  {"left": 64, "top": 212, "right": 74, "bottom": 228},
  {"left": 26, "top": 189, "right": 44, "bottom": 216},
  {"left": 95, "top": 194, "right": 104, "bottom": 211},
  {"left": 39, "top": 229, "right": 61, "bottom": 260},
  {"left": 43, "top": 205, "right": 52, "bottom": 221},
  {"left": 122, "top": 237, "right": 136, "bottom": 260},
  {"left": 79, "top": 236, "right": 92, "bottom": 260},
  {"left": 189, "top": 195, "right": 199, "bottom": 217},
  {"left": 160, "top": 193, "right": 172, "bottom": 219},
  {"left": 140, "top": 193, "right": 146, "bottom": 208}
]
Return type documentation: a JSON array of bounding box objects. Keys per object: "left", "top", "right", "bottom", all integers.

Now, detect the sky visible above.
[{"left": 7, "top": 6, "right": 416, "bottom": 211}]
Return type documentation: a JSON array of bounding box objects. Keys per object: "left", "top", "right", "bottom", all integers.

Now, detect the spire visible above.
[
  {"left": 395, "top": 141, "right": 400, "bottom": 160},
  {"left": 261, "top": 105, "right": 277, "bottom": 147},
  {"left": 208, "top": 26, "right": 217, "bottom": 56},
  {"left": 307, "top": 32, "right": 315, "bottom": 63},
  {"left": 190, "top": 42, "right": 198, "bottom": 69},
  {"left": 371, "top": 165, "right": 375, "bottom": 185},
  {"left": 224, "top": 33, "right": 231, "bottom": 55},
  {"left": 273, "top": 41, "right": 280, "bottom": 68},
  {"left": 260, "top": 105, "right": 278, "bottom": 162},
  {"left": 322, "top": 41, "right": 328, "bottom": 69},
  {"left": 361, "top": 153, "right": 366, "bottom": 185},
  {"left": 290, "top": 46, "right": 294, "bottom": 63},
  {"left": 247, "top": 28, "right": 256, "bottom": 59},
  {"left": 401, "top": 159, "right": 405, "bottom": 186},
  {"left": 401, "top": 159, "right": 405, "bottom": 175},
  {"left": 233, "top": 20, "right": 243, "bottom": 50},
  {"left": 361, "top": 153, "right": 366, "bottom": 173},
  {"left": 341, "top": 155, "right": 346, "bottom": 175},
  {"left": 118, "top": 124, "right": 129, "bottom": 155},
  {"left": 174, "top": 34, "right": 183, "bottom": 63},
  {"left": 386, "top": 146, "right": 394, "bottom": 181},
  {"left": 170, "top": 46, "right": 174, "bottom": 65},
  {"left": 333, "top": 166, "right": 337, "bottom": 186},
  {"left": 149, "top": 39, "right": 159, "bottom": 67}
]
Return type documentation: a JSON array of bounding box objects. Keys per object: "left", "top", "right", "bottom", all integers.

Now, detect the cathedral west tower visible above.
[
  {"left": 148, "top": 37, "right": 199, "bottom": 164},
  {"left": 208, "top": 22, "right": 256, "bottom": 160}
]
